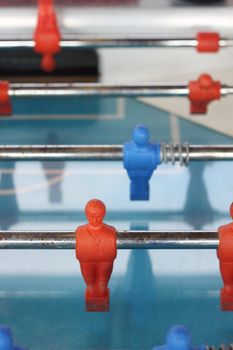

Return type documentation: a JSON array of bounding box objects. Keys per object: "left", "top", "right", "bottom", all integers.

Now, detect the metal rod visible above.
[
  {"left": 7, "top": 82, "right": 233, "bottom": 98},
  {"left": 187, "top": 145, "right": 233, "bottom": 161},
  {"left": 0, "top": 230, "right": 218, "bottom": 249},
  {"left": 0, "top": 145, "right": 123, "bottom": 161},
  {"left": 0, "top": 37, "right": 230, "bottom": 50},
  {"left": 0, "top": 38, "right": 196, "bottom": 49},
  {"left": 0, "top": 145, "right": 233, "bottom": 163},
  {"left": 9, "top": 82, "right": 189, "bottom": 98}
]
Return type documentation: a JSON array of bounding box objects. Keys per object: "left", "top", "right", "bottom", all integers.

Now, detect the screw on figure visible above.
[
  {"left": 153, "top": 325, "right": 205, "bottom": 350},
  {"left": 217, "top": 203, "right": 233, "bottom": 311},
  {"left": 123, "top": 125, "right": 161, "bottom": 201},
  {"left": 0, "top": 325, "right": 27, "bottom": 350},
  {"left": 75, "top": 199, "right": 117, "bottom": 312}
]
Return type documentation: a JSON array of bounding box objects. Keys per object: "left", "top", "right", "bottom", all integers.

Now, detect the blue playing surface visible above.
[{"left": 0, "top": 96, "right": 232, "bottom": 349}]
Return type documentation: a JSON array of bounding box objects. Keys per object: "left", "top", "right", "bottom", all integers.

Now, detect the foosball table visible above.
[{"left": 0, "top": 0, "right": 232, "bottom": 349}]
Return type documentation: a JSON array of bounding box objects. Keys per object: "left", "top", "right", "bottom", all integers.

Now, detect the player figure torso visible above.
[{"left": 76, "top": 223, "right": 117, "bottom": 262}]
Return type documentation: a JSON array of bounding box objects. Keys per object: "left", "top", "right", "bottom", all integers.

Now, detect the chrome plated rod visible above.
[
  {"left": 0, "top": 230, "right": 218, "bottom": 249},
  {"left": 0, "top": 145, "right": 123, "bottom": 161},
  {"left": 9, "top": 83, "right": 189, "bottom": 98},
  {"left": 0, "top": 145, "right": 233, "bottom": 163},
  {"left": 188, "top": 145, "right": 233, "bottom": 161},
  {"left": 7, "top": 83, "right": 233, "bottom": 97},
  {"left": 0, "top": 37, "right": 230, "bottom": 49}
]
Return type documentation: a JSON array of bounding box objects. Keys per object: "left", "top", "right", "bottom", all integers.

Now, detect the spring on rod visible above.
[
  {"left": 218, "top": 346, "right": 233, "bottom": 350},
  {"left": 160, "top": 143, "right": 190, "bottom": 166}
]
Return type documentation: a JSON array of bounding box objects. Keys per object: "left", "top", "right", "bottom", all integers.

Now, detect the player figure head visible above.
[
  {"left": 132, "top": 125, "right": 150, "bottom": 147},
  {"left": 166, "top": 325, "right": 192, "bottom": 350},
  {"left": 85, "top": 199, "right": 106, "bottom": 228},
  {"left": 0, "top": 326, "right": 14, "bottom": 350}
]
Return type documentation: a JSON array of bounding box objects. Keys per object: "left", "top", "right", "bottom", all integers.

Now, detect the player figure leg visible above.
[
  {"left": 96, "top": 262, "right": 114, "bottom": 297},
  {"left": 79, "top": 262, "right": 96, "bottom": 298},
  {"left": 130, "top": 176, "right": 149, "bottom": 200},
  {"left": 220, "top": 262, "right": 233, "bottom": 310}
]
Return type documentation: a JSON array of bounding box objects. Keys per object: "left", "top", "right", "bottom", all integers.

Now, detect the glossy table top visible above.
[{"left": 0, "top": 97, "right": 232, "bottom": 349}]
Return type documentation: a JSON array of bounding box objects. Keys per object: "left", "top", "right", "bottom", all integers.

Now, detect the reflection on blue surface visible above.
[
  {"left": 42, "top": 132, "right": 65, "bottom": 204},
  {"left": 12, "top": 96, "right": 104, "bottom": 116},
  {"left": 1, "top": 97, "right": 232, "bottom": 145},
  {"left": 0, "top": 275, "right": 232, "bottom": 350},
  {"left": 0, "top": 98, "right": 232, "bottom": 348},
  {"left": 0, "top": 325, "right": 26, "bottom": 350},
  {"left": 153, "top": 325, "right": 205, "bottom": 350},
  {"left": 184, "top": 162, "right": 214, "bottom": 229},
  {"left": 0, "top": 162, "right": 18, "bottom": 230}
]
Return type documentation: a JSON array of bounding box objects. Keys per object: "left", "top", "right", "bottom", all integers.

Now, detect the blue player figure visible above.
[
  {"left": 153, "top": 325, "right": 205, "bottom": 350},
  {"left": 0, "top": 326, "right": 27, "bottom": 350},
  {"left": 123, "top": 125, "right": 161, "bottom": 200}
]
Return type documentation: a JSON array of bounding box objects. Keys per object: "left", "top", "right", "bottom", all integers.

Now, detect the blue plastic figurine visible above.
[
  {"left": 153, "top": 325, "right": 205, "bottom": 350},
  {"left": 123, "top": 125, "right": 161, "bottom": 200},
  {"left": 0, "top": 326, "right": 26, "bottom": 350}
]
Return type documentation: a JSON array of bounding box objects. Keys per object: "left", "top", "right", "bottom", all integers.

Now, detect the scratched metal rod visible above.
[
  {"left": 8, "top": 83, "right": 189, "bottom": 98},
  {"left": 0, "top": 230, "right": 218, "bottom": 249},
  {"left": 7, "top": 82, "right": 233, "bottom": 97},
  {"left": 0, "top": 145, "right": 233, "bottom": 163},
  {"left": 0, "top": 37, "right": 231, "bottom": 49}
]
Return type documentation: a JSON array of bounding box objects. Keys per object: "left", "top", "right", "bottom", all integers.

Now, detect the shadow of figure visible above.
[
  {"left": 184, "top": 162, "right": 214, "bottom": 230},
  {"left": 0, "top": 161, "right": 19, "bottom": 230},
  {"left": 111, "top": 223, "right": 157, "bottom": 349},
  {"left": 42, "top": 132, "right": 65, "bottom": 203}
]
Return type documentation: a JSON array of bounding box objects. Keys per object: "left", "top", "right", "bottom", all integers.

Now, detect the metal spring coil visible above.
[
  {"left": 219, "top": 345, "right": 233, "bottom": 350},
  {"left": 208, "top": 345, "right": 233, "bottom": 350},
  {"left": 161, "top": 142, "right": 190, "bottom": 167}
]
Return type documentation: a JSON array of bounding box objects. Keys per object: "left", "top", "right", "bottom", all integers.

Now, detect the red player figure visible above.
[
  {"left": 76, "top": 199, "right": 117, "bottom": 312},
  {"left": 217, "top": 202, "right": 233, "bottom": 311},
  {"left": 34, "top": 0, "right": 61, "bottom": 72}
]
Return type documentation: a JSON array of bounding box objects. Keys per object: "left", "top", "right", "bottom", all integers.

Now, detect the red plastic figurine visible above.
[
  {"left": 0, "top": 81, "right": 12, "bottom": 116},
  {"left": 188, "top": 74, "right": 221, "bottom": 114},
  {"left": 34, "top": 0, "right": 61, "bottom": 72},
  {"left": 217, "top": 203, "right": 233, "bottom": 311},
  {"left": 76, "top": 199, "right": 117, "bottom": 312}
]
